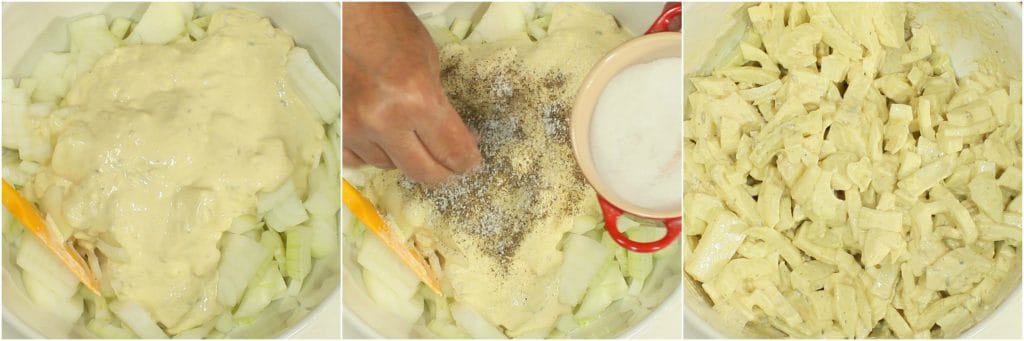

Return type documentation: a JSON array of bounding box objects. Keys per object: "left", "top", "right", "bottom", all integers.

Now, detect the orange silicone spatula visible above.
[
  {"left": 2, "top": 180, "right": 101, "bottom": 296},
  {"left": 342, "top": 178, "right": 442, "bottom": 294}
]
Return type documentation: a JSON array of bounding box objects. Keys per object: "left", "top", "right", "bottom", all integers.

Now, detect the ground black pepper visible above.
[{"left": 395, "top": 46, "right": 589, "bottom": 269}]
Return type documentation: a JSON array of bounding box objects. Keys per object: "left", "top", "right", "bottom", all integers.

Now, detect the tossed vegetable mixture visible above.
[
  {"left": 2, "top": 3, "right": 339, "bottom": 338},
  {"left": 344, "top": 3, "right": 680, "bottom": 338},
  {"left": 685, "top": 2, "right": 1022, "bottom": 338}
]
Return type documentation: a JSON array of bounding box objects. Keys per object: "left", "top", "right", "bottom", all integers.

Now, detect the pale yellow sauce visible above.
[{"left": 28, "top": 9, "right": 323, "bottom": 331}]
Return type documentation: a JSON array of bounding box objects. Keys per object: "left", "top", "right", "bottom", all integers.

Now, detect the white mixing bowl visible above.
[
  {"left": 683, "top": 2, "right": 1023, "bottom": 338},
  {"left": 341, "top": 2, "right": 682, "bottom": 338},
  {"left": 1, "top": 2, "right": 340, "bottom": 338}
]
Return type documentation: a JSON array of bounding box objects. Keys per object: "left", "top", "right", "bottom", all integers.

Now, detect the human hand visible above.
[{"left": 342, "top": 2, "right": 481, "bottom": 184}]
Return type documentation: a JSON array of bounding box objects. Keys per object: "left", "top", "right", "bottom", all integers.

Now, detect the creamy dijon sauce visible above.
[
  {"left": 28, "top": 9, "right": 324, "bottom": 331},
  {"left": 366, "top": 4, "right": 632, "bottom": 336}
]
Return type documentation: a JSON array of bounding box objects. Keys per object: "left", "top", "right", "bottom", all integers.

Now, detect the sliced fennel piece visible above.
[
  {"left": 517, "top": 325, "right": 555, "bottom": 338},
  {"left": 285, "top": 226, "right": 313, "bottom": 287},
  {"left": 575, "top": 260, "right": 629, "bottom": 322},
  {"left": 568, "top": 300, "right": 636, "bottom": 338},
  {"left": 16, "top": 232, "right": 80, "bottom": 298},
  {"left": 109, "top": 17, "right": 132, "bottom": 39},
  {"left": 226, "top": 299, "right": 293, "bottom": 338},
  {"left": 638, "top": 255, "right": 680, "bottom": 308},
  {"left": 28, "top": 52, "right": 74, "bottom": 103},
  {"left": 539, "top": 2, "right": 557, "bottom": 16},
  {"left": 308, "top": 210, "right": 338, "bottom": 259},
  {"left": 234, "top": 262, "right": 288, "bottom": 318},
  {"left": 420, "top": 14, "right": 458, "bottom": 46},
  {"left": 68, "top": 14, "right": 121, "bottom": 74},
  {"left": 83, "top": 290, "right": 113, "bottom": 322},
  {"left": 527, "top": 16, "right": 550, "bottom": 40},
  {"left": 450, "top": 17, "right": 472, "bottom": 40},
  {"left": 1, "top": 207, "right": 18, "bottom": 243},
  {"left": 363, "top": 268, "right": 425, "bottom": 324},
  {"left": 214, "top": 311, "right": 236, "bottom": 333},
  {"left": 556, "top": 314, "right": 580, "bottom": 333},
  {"left": 191, "top": 15, "right": 211, "bottom": 29},
  {"left": 427, "top": 322, "right": 469, "bottom": 339},
  {"left": 571, "top": 214, "right": 601, "bottom": 235},
  {"left": 420, "top": 14, "right": 449, "bottom": 28},
  {"left": 282, "top": 298, "right": 312, "bottom": 327},
  {"left": 258, "top": 180, "right": 309, "bottom": 232},
  {"left": 265, "top": 196, "right": 308, "bottom": 232},
  {"left": 304, "top": 162, "right": 340, "bottom": 214},
  {"left": 126, "top": 3, "right": 193, "bottom": 45},
  {"left": 2, "top": 83, "right": 28, "bottom": 151},
  {"left": 4, "top": 157, "right": 32, "bottom": 187},
  {"left": 286, "top": 47, "right": 340, "bottom": 124},
  {"left": 8, "top": 77, "right": 30, "bottom": 95},
  {"left": 624, "top": 225, "right": 658, "bottom": 295},
  {"left": 257, "top": 179, "right": 296, "bottom": 212},
  {"left": 228, "top": 296, "right": 299, "bottom": 335},
  {"left": 296, "top": 252, "right": 339, "bottom": 308},
  {"left": 517, "top": 2, "right": 537, "bottom": 21},
  {"left": 171, "top": 321, "right": 215, "bottom": 339},
  {"left": 324, "top": 123, "right": 341, "bottom": 175},
  {"left": 110, "top": 300, "right": 169, "bottom": 339},
  {"left": 217, "top": 233, "right": 271, "bottom": 307},
  {"left": 465, "top": 2, "right": 532, "bottom": 43},
  {"left": 426, "top": 25, "right": 460, "bottom": 47},
  {"left": 356, "top": 232, "right": 421, "bottom": 300},
  {"left": 22, "top": 271, "right": 84, "bottom": 325},
  {"left": 626, "top": 248, "right": 654, "bottom": 296},
  {"left": 602, "top": 230, "right": 629, "bottom": 275},
  {"left": 87, "top": 318, "right": 136, "bottom": 338},
  {"left": 451, "top": 303, "right": 505, "bottom": 338},
  {"left": 423, "top": 288, "right": 469, "bottom": 338},
  {"left": 186, "top": 21, "right": 206, "bottom": 40},
  {"left": 4, "top": 81, "right": 55, "bottom": 163},
  {"left": 305, "top": 163, "right": 340, "bottom": 258},
  {"left": 653, "top": 231, "right": 681, "bottom": 259},
  {"left": 558, "top": 233, "right": 610, "bottom": 306},
  {"left": 229, "top": 214, "right": 258, "bottom": 234},
  {"left": 260, "top": 229, "right": 286, "bottom": 272}
]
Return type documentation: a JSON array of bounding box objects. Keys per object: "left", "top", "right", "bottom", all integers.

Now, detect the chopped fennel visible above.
[{"left": 685, "top": 2, "right": 1022, "bottom": 338}]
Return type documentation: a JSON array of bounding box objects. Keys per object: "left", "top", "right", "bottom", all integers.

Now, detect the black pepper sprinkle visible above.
[{"left": 394, "top": 46, "right": 589, "bottom": 271}]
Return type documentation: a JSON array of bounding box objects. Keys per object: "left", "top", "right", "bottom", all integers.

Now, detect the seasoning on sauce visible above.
[
  {"left": 29, "top": 9, "right": 324, "bottom": 332},
  {"left": 364, "top": 4, "right": 633, "bottom": 336}
]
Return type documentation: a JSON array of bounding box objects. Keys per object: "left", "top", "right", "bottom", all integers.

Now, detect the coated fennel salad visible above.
[
  {"left": 685, "top": 2, "right": 1021, "bottom": 338},
  {"left": 2, "top": 3, "right": 340, "bottom": 338},
  {"left": 343, "top": 3, "right": 680, "bottom": 339}
]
